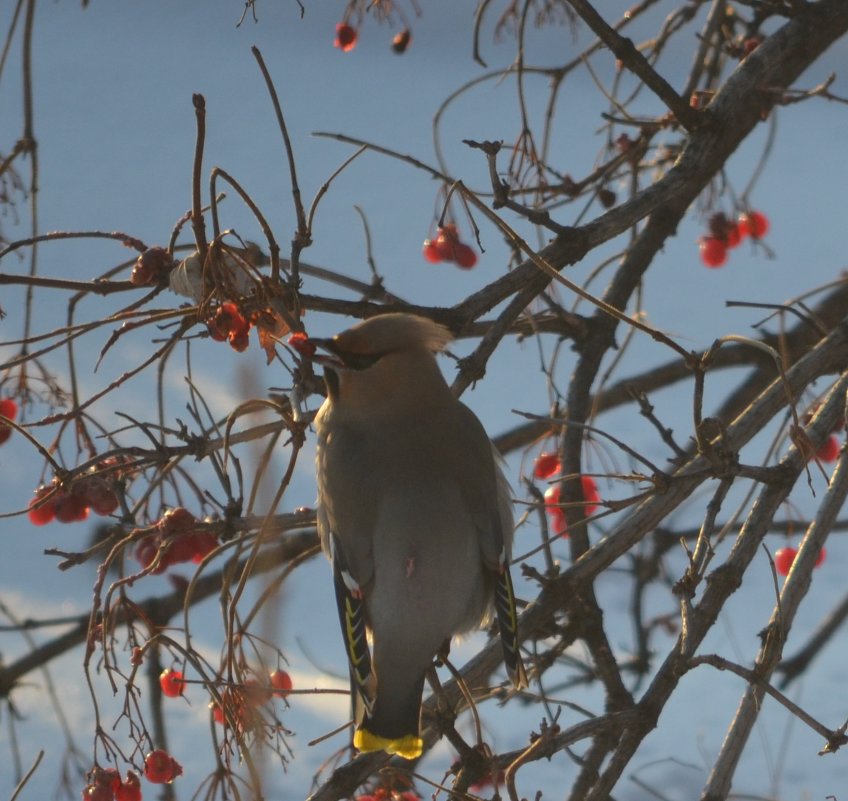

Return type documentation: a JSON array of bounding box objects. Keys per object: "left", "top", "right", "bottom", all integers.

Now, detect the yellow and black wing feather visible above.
[
  {"left": 329, "top": 532, "right": 375, "bottom": 721},
  {"left": 494, "top": 550, "right": 528, "bottom": 689}
]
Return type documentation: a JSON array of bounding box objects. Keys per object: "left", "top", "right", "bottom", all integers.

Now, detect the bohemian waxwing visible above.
[{"left": 309, "top": 313, "right": 526, "bottom": 760}]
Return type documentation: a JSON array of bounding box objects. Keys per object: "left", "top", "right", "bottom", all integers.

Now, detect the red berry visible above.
[
  {"left": 430, "top": 225, "right": 462, "bottom": 261},
  {"left": 774, "top": 546, "right": 797, "bottom": 576},
  {"left": 81, "top": 784, "right": 113, "bottom": 801},
  {"left": 816, "top": 435, "right": 840, "bottom": 463},
  {"left": 143, "top": 750, "right": 182, "bottom": 784},
  {"left": 422, "top": 239, "right": 442, "bottom": 263},
  {"left": 288, "top": 331, "right": 316, "bottom": 358},
  {"left": 453, "top": 243, "right": 478, "bottom": 269},
  {"left": 92, "top": 767, "right": 121, "bottom": 794},
  {"left": 188, "top": 531, "right": 218, "bottom": 563},
  {"left": 77, "top": 476, "right": 119, "bottom": 516},
  {"left": 699, "top": 236, "right": 728, "bottom": 268},
  {"left": 214, "top": 304, "right": 251, "bottom": 353},
  {"left": 28, "top": 485, "right": 56, "bottom": 525},
  {"left": 209, "top": 302, "right": 246, "bottom": 340},
  {"left": 210, "top": 701, "right": 225, "bottom": 724},
  {"left": 581, "top": 475, "right": 600, "bottom": 516},
  {"left": 167, "top": 533, "right": 196, "bottom": 564},
  {"left": 158, "top": 507, "right": 197, "bottom": 537},
  {"left": 53, "top": 491, "right": 90, "bottom": 523},
  {"left": 549, "top": 507, "right": 568, "bottom": 538},
  {"left": 725, "top": 223, "right": 742, "bottom": 248},
  {"left": 738, "top": 210, "right": 769, "bottom": 239},
  {"left": 270, "top": 669, "right": 293, "bottom": 696},
  {"left": 207, "top": 321, "right": 227, "bottom": 342},
  {"left": 543, "top": 485, "right": 568, "bottom": 537},
  {"left": 131, "top": 247, "right": 171, "bottom": 286},
  {"left": 433, "top": 236, "right": 458, "bottom": 263},
  {"left": 135, "top": 537, "right": 169, "bottom": 574},
  {"left": 0, "top": 397, "right": 19, "bottom": 421},
  {"left": 0, "top": 397, "right": 17, "bottom": 445},
  {"left": 135, "top": 537, "right": 158, "bottom": 570},
  {"left": 228, "top": 327, "right": 250, "bottom": 352},
  {"left": 533, "top": 452, "right": 560, "bottom": 480},
  {"left": 392, "top": 29, "right": 412, "bottom": 54},
  {"left": 815, "top": 547, "right": 827, "bottom": 567},
  {"left": 159, "top": 668, "right": 185, "bottom": 698},
  {"left": 114, "top": 772, "right": 141, "bottom": 801},
  {"left": 334, "top": 23, "right": 357, "bottom": 52}
]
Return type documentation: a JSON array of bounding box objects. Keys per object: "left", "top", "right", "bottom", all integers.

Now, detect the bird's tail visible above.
[
  {"left": 353, "top": 728, "right": 423, "bottom": 760},
  {"left": 354, "top": 672, "right": 426, "bottom": 760}
]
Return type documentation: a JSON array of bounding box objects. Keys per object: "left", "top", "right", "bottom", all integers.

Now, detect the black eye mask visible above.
[
  {"left": 304, "top": 338, "right": 387, "bottom": 372},
  {"left": 337, "top": 350, "right": 386, "bottom": 371}
]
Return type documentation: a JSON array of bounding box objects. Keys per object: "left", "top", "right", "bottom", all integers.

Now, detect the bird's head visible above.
[{"left": 301, "top": 314, "right": 454, "bottom": 411}]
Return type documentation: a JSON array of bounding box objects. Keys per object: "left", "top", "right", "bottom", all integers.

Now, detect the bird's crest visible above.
[{"left": 332, "top": 313, "right": 453, "bottom": 357}]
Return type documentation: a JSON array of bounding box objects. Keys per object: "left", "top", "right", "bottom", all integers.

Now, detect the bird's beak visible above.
[{"left": 302, "top": 337, "right": 347, "bottom": 369}]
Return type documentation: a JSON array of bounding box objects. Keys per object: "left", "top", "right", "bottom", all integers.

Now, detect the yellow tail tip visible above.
[{"left": 353, "top": 728, "right": 423, "bottom": 759}]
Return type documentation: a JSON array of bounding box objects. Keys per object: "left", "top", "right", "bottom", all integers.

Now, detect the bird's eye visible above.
[{"left": 339, "top": 351, "right": 385, "bottom": 370}]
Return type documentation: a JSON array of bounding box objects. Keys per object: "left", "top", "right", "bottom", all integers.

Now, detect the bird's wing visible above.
[
  {"left": 317, "top": 421, "right": 382, "bottom": 723},
  {"left": 493, "top": 557, "right": 528, "bottom": 688},
  {"left": 452, "top": 403, "right": 527, "bottom": 689},
  {"left": 316, "top": 422, "right": 379, "bottom": 586},
  {"left": 327, "top": 531, "right": 376, "bottom": 723},
  {"left": 451, "top": 402, "right": 512, "bottom": 564}
]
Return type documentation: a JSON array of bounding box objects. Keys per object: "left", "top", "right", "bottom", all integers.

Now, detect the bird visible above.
[{"left": 308, "top": 313, "right": 526, "bottom": 760}]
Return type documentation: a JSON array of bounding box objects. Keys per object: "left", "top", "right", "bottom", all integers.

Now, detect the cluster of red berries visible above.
[
  {"left": 209, "top": 669, "right": 294, "bottom": 730},
  {"left": 130, "top": 247, "right": 173, "bottom": 287},
  {"left": 81, "top": 767, "right": 142, "bottom": 801},
  {"left": 533, "top": 452, "right": 600, "bottom": 537},
  {"left": 774, "top": 545, "right": 826, "bottom": 577},
  {"left": 135, "top": 508, "right": 218, "bottom": 573},
  {"left": 698, "top": 210, "right": 769, "bottom": 268},
  {"left": 143, "top": 750, "right": 183, "bottom": 784},
  {"left": 0, "top": 397, "right": 18, "bottom": 445},
  {"left": 207, "top": 301, "right": 251, "bottom": 352},
  {"left": 334, "top": 23, "right": 411, "bottom": 54},
  {"left": 28, "top": 474, "right": 119, "bottom": 526},
  {"left": 82, "top": 752, "right": 183, "bottom": 800},
  {"left": 422, "top": 225, "right": 478, "bottom": 269}
]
